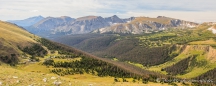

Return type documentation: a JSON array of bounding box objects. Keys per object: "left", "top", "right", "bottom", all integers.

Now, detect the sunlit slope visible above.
[
  {"left": 0, "top": 21, "right": 176, "bottom": 86},
  {"left": 147, "top": 45, "right": 216, "bottom": 78},
  {"left": 0, "top": 21, "right": 38, "bottom": 45},
  {"left": 0, "top": 21, "right": 41, "bottom": 64},
  {"left": 0, "top": 65, "right": 175, "bottom": 86},
  {"left": 0, "top": 21, "right": 39, "bottom": 55}
]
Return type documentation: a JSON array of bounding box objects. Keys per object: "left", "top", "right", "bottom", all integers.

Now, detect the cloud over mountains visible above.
[{"left": 0, "top": 0, "right": 216, "bottom": 22}]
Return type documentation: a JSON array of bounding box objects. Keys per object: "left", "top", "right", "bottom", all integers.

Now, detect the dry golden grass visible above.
[
  {"left": 132, "top": 17, "right": 171, "bottom": 25},
  {"left": 11, "top": 54, "right": 175, "bottom": 86},
  {"left": 0, "top": 21, "right": 39, "bottom": 47},
  {"left": 0, "top": 65, "right": 73, "bottom": 86},
  {"left": 0, "top": 64, "right": 176, "bottom": 86},
  {"left": 189, "top": 39, "right": 216, "bottom": 45}
]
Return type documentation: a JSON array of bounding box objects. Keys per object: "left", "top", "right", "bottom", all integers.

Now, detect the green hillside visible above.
[
  {"left": 53, "top": 23, "right": 216, "bottom": 85},
  {"left": 0, "top": 21, "right": 40, "bottom": 65},
  {"left": 0, "top": 21, "right": 177, "bottom": 85}
]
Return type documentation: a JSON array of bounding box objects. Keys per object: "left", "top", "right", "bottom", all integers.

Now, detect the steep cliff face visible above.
[
  {"left": 28, "top": 16, "right": 75, "bottom": 34},
  {"left": 93, "top": 16, "right": 198, "bottom": 34},
  {"left": 24, "top": 15, "right": 198, "bottom": 36},
  {"left": 52, "top": 15, "right": 132, "bottom": 34},
  {"left": 26, "top": 15, "right": 133, "bottom": 36},
  {"left": 7, "top": 15, "right": 44, "bottom": 27},
  {"left": 53, "top": 16, "right": 110, "bottom": 34}
]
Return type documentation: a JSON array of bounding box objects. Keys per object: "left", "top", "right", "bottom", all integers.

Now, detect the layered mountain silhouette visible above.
[
  {"left": 7, "top": 15, "right": 44, "bottom": 27},
  {"left": 93, "top": 16, "right": 198, "bottom": 34},
  {"left": 9, "top": 15, "right": 198, "bottom": 37},
  {"left": 27, "top": 16, "right": 75, "bottom": 35}
]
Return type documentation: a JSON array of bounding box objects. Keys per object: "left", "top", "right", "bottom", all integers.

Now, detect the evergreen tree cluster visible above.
[
  {"left": 193, "top": 66, "right": 216, "bottom": 85},
  {"left": 164, "top": 56, "right": 193, "bottom": 75},
  {"left": 116, "top": 45, "right": 178, "bottom": 66},
  {"left": 54, "top": 55, "right": 78, "bottom": 59},
  {"left": 0, "top": 54, "right": 18, "bottom": 66},
  {"left": 38, "top": 38, "right": 174, "bottom": 84},
  {"left": 44, "top": 56, "right": 138, "bottom": 78},
  {"left": 38, "top": 38, "right": 79, "bottom": 55},
  {"left": 21, "top": 44, "right": 47, "bottom": 57}
]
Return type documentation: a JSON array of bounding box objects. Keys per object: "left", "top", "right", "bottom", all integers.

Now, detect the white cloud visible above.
[
  {"left": 0, "top": 0, "right": 216, "bottom": 22},
  {"left": 30, "top": 10, "right": 39, "bottom": 12}
]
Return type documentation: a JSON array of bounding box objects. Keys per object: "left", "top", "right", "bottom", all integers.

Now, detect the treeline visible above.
[
  {"left": 54, "top": 55, "right": 79, "bottom": 59},
  {"left": 0, "top": 54, "right": 19, "bottom": 66},
  {"left": 53, "top": 34, "right": 106, "bottom": 46},
  {"left": 121, "top": 45, "right": 179, "bottom": 66},
  {"left": 43, "top": 56, "right": 177, "bottom": 84},
  {"left": 20, "top": 44, "right": 47, "bottom": 57},
  {"left": 164, "top": 56, "right": 193, "bottom": 75},
  {"left": 44, "top": 56, "right": 138, "bottom": 78},
  {"left": 38, "top": 38, "right": 82, "bottom": 55},
  {"left": 164, "top": 54, "right": 210, "bottom": 76},
  {"left": 74, "top": 36, "right": 118, "bottom": 53},
  {"left": 139, "top": 28, "right": 215, "bottom": 47},
  {"left": 38, "top": 38, "right": 179, "bottom": 84},
  {"left": 194, "top": 68, "right": 216, "bottom": 85},
  {"left": 66, "top": 35, "right": 180, "bottom": 66}
]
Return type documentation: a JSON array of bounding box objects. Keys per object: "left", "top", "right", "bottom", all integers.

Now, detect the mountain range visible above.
[
  {"left": 8, "top": 15, "right": 198, "bottom": 37},
  {"left": 0, "top": 20, "right": 167, "bottom": 85},
  {"left": 93, "top": 16, "right": 198, "bottom": 34},
  {"left": 1, "top": 15, "right": 216, "bottom": 85},
  {"left": 7, "top": 15, "right": 44, "bottom": 27},
  {"left": 27, "top": 16, "right": 75, "bottom": 35},
  {"left": 52, "top": 15, "right": 134, "bottom": 35}
]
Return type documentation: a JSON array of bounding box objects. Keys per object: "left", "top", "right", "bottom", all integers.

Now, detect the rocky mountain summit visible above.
[
  {"left": 24, "top": 15, "right": 132, "bottom": 36},
  {"left": 9, "top": 15, "right": 199, "bottom": 36},
  {"left": 27, "top": 16, "right": 75, "bottom": 34},
  {"left": 7, "top": 15, "right": 44, "bottom": 27},
  {"left": 93, "top": 16, "right": 198, "bottom": 34},
  {"left": 52, "top": 15, "right": 133, "bottom": 34}
]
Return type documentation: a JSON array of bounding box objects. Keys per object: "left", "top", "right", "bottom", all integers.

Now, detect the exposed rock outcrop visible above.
[{"left": 93, "top": 16, "right": 198, "bottom": 34}]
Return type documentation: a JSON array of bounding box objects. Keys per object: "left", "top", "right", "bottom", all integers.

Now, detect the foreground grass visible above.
[
  {"left": 0, "top": 64, "right": 177, "bottom": 86},
  {"left": 0, "top": 53, "right": 174, "bottom": 86}
]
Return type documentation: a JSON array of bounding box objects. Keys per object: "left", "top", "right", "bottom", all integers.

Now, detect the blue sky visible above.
[{"left": 0, "top": 0, "right": 216, "bottom": 22}]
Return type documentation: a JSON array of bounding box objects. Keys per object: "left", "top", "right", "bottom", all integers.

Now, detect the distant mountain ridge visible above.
[
  {"left": 93, "top": 16, "right": 198, "bottom": 34},
  {"left": 10, "top": 15, "right": 199, "bottom": 37},
  {"left": 52, "top": 15, "right": 133, "bottom": 35},
  {"left": 22, "top": 15, "right": 134, "bottom": 36},
  {"left": 28, "top": 16, "right": 75, "bottom": 34},
  {"left": 7, "top": 15, "right": 44, "bottom": 27}
]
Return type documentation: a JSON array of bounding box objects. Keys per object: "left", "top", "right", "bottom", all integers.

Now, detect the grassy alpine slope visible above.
[
  {"left": 0, "top": 21, "right": 177, "bottom": 85},
  {"left": 128, "top": 24, "right": 216, "bottom": 84},
  {"left": 54, "top": 23, "right": 216, "bottom": 85}
]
